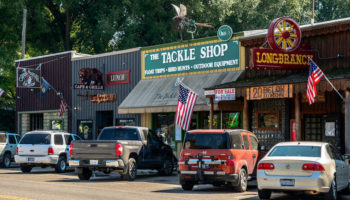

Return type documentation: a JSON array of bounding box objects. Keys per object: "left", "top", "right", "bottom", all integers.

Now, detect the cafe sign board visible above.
[
  {"left": 105, "top": 70, "right": 130, "bottom": 85},
  {"left": 91, "top": 94, "right": 116, "bottom": 103},
  {"left": 215, "top": 88, "right": 236, "bottom": 101},
  {"left": 252, "top": 49, "right": 316, "bottom": 69},
  {"left": 17, "top": 67, "right": 41, "bottom": 88},
  {"left": 144, "top": 40, "right": 239, "bottom": 77},
  {"left": 246, "top": 84, "right": 293, "bottom": 100}
]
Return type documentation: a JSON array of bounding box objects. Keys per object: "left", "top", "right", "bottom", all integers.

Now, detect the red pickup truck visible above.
[{"left": 178, "top": 129, "right": 261, "bottom": 192}]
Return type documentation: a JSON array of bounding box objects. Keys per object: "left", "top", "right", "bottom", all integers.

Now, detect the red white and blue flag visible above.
[
  {"left": 59, "top": 99, "right": 68, "bottom": 117},
  {"left": 307, "top": 59, "right": 325, "bottom": 104},
  {"left": 175, "top": 84, "right": 198, "bottom": 131}
]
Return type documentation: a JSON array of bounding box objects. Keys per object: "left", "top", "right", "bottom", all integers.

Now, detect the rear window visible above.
[
  {"left": 19, "top": 133, "right": 51, "bottom": 145},
  {"left": 184, "top": 133, "right": 229, "bottom": 149},
  {"left": 268, "top": 146, "right": 321, "bottom": 157},
  {"left": 0, "top": 134, "right": 6, "bottom": 143},
  {"left": 98, "top": 128, "right": 140, "bottom": 140}
]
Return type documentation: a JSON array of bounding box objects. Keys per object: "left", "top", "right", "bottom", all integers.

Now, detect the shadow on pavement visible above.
[{"left": 152, "top": 184, "right": 257, "bottom": 194}]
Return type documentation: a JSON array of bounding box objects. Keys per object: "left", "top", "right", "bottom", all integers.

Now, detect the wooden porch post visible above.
[
  {"left": 243, "top": 97, "right": 249, "bottom": 130},
  {"left": 209, "top": 97, "right": 213, "bottom": 129},
  {"left": 345, "top": 90, "right": 350, "bottom": 154},
  {"left": 295, "top": 93, "right": 301, "bottom": 141}
]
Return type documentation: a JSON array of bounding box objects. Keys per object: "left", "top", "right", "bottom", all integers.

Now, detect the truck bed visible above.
[{"left": 71, "top": 140, "right": 118, "bottom": 160}]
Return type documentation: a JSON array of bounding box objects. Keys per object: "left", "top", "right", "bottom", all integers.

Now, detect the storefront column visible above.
[
  {"left": 209, "top": 97, "right": 214, "bottom": 129},
  {"left": 243, "top": 97, "right": 249, "bottom": 130},
  {"left": 345, "top": 90, "right": 350, "bottom": 154},
  {"left": 295, "top": 93, "right": 301, "bottom": 141}
]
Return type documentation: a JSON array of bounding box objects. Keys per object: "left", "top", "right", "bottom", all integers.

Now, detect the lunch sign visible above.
[{"left": 143, "top": 40, "right": 239, "bottom": 77}]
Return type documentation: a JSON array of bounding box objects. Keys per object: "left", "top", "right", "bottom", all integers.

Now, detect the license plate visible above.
[
  {"left": 27, "top": 157, "right": 35, "bottom": 162},
  {"left": 90, "top": 160, "right": 98, "bottom": 165},
  {"left": 280, "top": 179, "right": 295, "bottom": 186}
]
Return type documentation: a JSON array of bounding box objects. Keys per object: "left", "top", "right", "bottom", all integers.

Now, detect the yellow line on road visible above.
[{"left": 0, "top": 194, "right": 34, "bottom": 200}]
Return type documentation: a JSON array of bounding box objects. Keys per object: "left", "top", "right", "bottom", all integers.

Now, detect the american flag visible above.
[
  {"left": 307, "top": 59, "right": 325, "bottom": 104},
  {"left": 175, "top": 84, "right": 198, "bottom": 131},
  {"left": 59, "top": 99, "right": 68, "bottom": 117}
]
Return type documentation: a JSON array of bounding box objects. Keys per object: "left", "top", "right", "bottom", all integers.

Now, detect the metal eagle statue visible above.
[{"left": 171, "top": 4, "right": 214, "bottom": 40}]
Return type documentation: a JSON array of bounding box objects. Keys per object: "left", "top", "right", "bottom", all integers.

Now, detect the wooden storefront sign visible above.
[
  {"left": 246, "top": 84, "right": 293, "bottom": 100},
  {"left": 91, "top": 94, "right": 116, "bottom": 103}
]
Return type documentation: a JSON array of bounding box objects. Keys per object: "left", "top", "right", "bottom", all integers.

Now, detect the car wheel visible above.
[
  {"left": 158, "top": 159, "right": 173, "bottom": 176},
  {"left": 78, "top": 168, "right": 92, "bottom": 180},
  {"left": 20, "top": 164, "right": 32, "bottom": 173},
  {"left": 181, "top": 182, "right": 194, "bottom": 191},
  {"left": 324, "top": 178, "right": 337, "bottom": 200},
  {"left": 258, "top": 189, "right": 272, "bottom": 200},
  {"left": 55, "top": 156, "right": 67, "bottom": 173},
  {"left": 2, "top": 153, "right": 11, "bottom": 168},
  {"left": 234, "top": 168, "right": 248, "bottom": 192},
  {"left": 123, "top": 158, "right": 137, "bottom": 181}
]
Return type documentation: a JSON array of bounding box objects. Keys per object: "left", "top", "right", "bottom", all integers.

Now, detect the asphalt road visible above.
[{"left": 0, "top": 167, "right": 350, "bottom": 200}]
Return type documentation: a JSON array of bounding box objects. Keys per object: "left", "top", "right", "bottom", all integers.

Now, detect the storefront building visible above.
[
  {"left": 71, "top": 48, "right": 141, "bottom": 139},
  {"left": 118, "top": 35, "right": 247, "bottom": 154},
  {"left": 205, "top": 17, "right": 350, "bottom": 153},
  {"left": 16, "top": 51, "right": 83, "bottom": 135}
]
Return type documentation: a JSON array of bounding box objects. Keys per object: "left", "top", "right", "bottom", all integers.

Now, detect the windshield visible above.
[
  {"left": 269, "top": 146, "right": 321, "bottom": 157},
  {"left": 19, "top": 133, "right": 51, "bottom": 145},
  {"left": 0, "top": 134, "right": 6, "bottom": 143},
  {"left": 98, "top": 128, "right": 140, "bottom": 140},
  {"left": 184, "top": 133, "right": 229, "bottom": 149}
]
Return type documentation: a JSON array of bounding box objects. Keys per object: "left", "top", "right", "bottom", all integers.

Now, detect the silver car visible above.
[
  {"left": 257, "top": 141, "right": 349, "bottom": 200},
  {"left": 0, "top": 132, "right": 20, "bottom": 168}
]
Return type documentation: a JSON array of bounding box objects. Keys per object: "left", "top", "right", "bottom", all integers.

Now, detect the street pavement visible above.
[{"left": 0, "top": 167, "right": 350, "bottom": 200}]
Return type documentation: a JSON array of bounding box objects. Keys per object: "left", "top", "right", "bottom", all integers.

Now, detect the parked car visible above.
[
  {"left": 178, "top": 129, "right": 260, "bottom": 192},
  {"left": 15, "top": 130, "right": 79, "bottom": 173},
  {"left": 257, "top": 141, "right": 349, "bottom": 200},
  {"left": 69, "top": 126, "right": 178, "bottom": 181},
  {"left": 0, "top": 132, "right": 20, "bottom": 168}
]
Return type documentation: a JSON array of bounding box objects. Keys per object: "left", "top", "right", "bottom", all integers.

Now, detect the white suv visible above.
[{"left": 15, "top": 131, "right": 80, "bottom": 173}]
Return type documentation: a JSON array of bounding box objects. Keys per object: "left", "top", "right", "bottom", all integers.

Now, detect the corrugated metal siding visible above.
[
  {"left": 72, "top": 49, "right": 141, "bottom": 138},
  {"left": 16, "top": 52, "right": 73, "bottom": 132}
]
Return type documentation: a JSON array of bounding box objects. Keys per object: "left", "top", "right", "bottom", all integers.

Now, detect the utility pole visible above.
[
  {"left": 21, "top": 9, "right": 27, "bottom": 59},
  {"left": 311, "top": 0, "right": 315, "bottom": 25}
]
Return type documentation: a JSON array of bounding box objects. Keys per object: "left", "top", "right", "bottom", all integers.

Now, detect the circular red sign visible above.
[{"left": 267, "top": 17, "right": 302, "bottom": 52}]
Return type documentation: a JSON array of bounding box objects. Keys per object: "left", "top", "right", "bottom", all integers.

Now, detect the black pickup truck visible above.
[{"left": 69, "top": 126, "right": 177, "bottom": 181}]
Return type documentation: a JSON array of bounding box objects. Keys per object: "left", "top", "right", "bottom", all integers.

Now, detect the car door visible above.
[
  {"left": 7, "top": 135, "right": 17, "bottom": 156},
  {"left": 331, "top": 145, "right": 347, "bottom": 189},
  {"left": 53, "top": 134, "right": 66, "bottom": 157},
  {"left": 64, "top": 135, "right": 74, "bottom": 160},
  {"left": 249, "top": 135, "right": 259, "bottom": 169},
  {"left": 242, "top": 133, "right": 254, "bottom": 174}
]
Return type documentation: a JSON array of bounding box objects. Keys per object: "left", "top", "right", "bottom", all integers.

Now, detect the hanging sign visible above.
[
  {"left": 105, "top": 70, "right": 130, "bottom": 85},
  {"left": 252, "top": 49, "right": 316, "bottom": 69},
  {"left": 91, "top": 94, "right": 116, "bottom": 103},
  {"left": 204, "top": 90, "right": 215, "bottom": 96},
  {"left": 246, "top": 84, "right": 293, "bottom": 100},
  {"left": 215, "top": 88, "right": 236, "bottom": 101},
  {"left": 144, "top": 40, "right": 239, "bottom": 77},
  {"left": 17, "top": 67, "right": 41, "bottom": 88}
]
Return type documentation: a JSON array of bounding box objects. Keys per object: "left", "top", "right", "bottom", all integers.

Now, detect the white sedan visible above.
[{"left": 257, "top": 141, "right": 349, "bottom": 200}]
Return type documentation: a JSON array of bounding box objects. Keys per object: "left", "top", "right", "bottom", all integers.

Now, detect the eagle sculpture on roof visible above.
[{"left": 172, "top": 4, "right": 214, "bottom": 40}]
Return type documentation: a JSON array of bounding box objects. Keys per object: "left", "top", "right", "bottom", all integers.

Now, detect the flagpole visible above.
[
  {"left": 323, "top": 75, "right": 345, "bottom": 102},
  {"left": 41, "top": 77, "right": 74, "bottom": 111}
]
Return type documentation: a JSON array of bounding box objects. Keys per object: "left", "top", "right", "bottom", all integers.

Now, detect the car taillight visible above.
[
  {"left": 258, "top": 163, "right": 275, "bottom": 170},
  {"left": 48, "top": 147, "right": 54, "bottom": 155},
  {"left": 226, "top": 159, "right": 235, "bottom": 166},
  {"left": 302, "top": 163, "right": 325, "bottom": 171},
  {"left": 69, "top": 143, "right": 73, "bottom": 156},
  {"left": 116, "top": 144, "right": 123, "bottom": 156},
  {"left": 16, "top": 147, "right": 18, "bottom": 155},
  {"left": 179, "top": 158, "right": 184, "bottom": 162}
]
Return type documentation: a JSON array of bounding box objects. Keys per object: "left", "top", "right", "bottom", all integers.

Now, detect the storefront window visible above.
[
  {"left": 50, "top": 120, "right": 63, "bottom": 130},
  {"left": 77, "top": 120, "right": 93, "bottom": 140},
  {"left": 203, "top": 111, "right": 241, "bottom": 129},
  {"left": 257, "top": 110, "right": 280, "bottom": 130},
  {"left": 116, "top": 118, "right": 135, "bottom": 126},
  {"left": 154, "top": 113, "right": 175, "bottom": 149}
]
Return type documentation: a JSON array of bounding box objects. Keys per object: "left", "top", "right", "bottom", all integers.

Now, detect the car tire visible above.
[
  {"left": 20, "top": 164, "right": 32, "bottom": 173},
  {"left": 78, "top": 168, "right": 92, "bottom": 180},
  {"left": 123, "top": 158, "right": 137, "bottom": 181},
  {"left": 258, "top": 189, "right": 272, "bottom": 200},
  {"left": 55, "top": 156, "right": 67, "bottom": 173},
  {"left": 324, "top": 178, "right": 337, "bottom": 200},
  {"left": 2, "top": 153, "right": 11, "bottom": 168},
  {"left": 181, "top": 182, "right": 194, "bottom": 191},
  {"left": 158, "top": 159, "right": 173, "bottom": 176},
  {"left": 234, "top": 168, "right": 248, "bottom": 192}
]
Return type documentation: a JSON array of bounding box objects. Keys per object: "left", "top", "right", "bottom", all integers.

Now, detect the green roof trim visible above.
[{"left": 141, "top": 32, "right": 244, "bottom": 51}]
